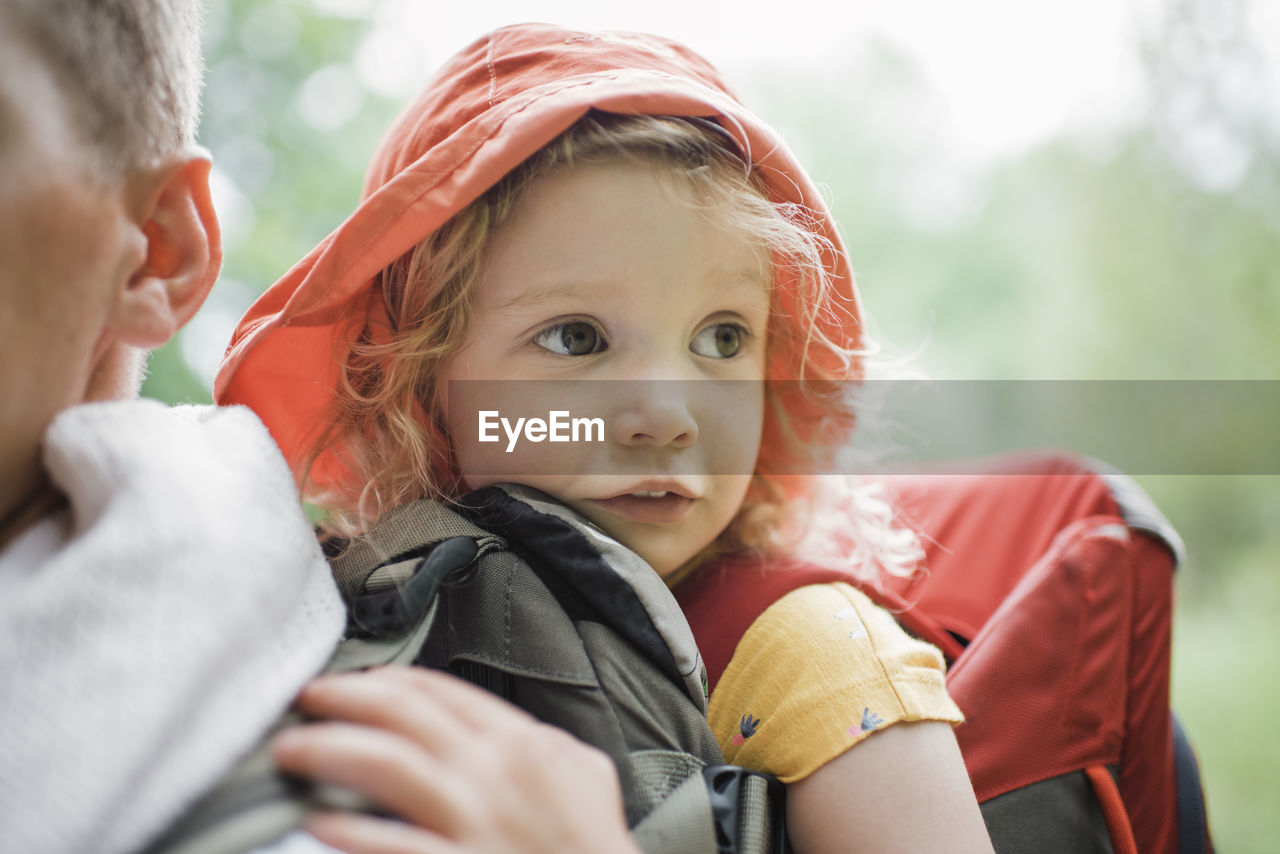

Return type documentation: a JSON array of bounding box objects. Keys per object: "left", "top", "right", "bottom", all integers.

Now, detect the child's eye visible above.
[
  {"left": 690, "top": 323, "right": 746, "bottom": 359},
  {"left": 534, "top": 320, "right": 607, "bottom": 356}
]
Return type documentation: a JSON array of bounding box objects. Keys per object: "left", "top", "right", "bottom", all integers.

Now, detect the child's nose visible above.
[{"left": 610, "top": 382, "right": 698, "bottom": 448}]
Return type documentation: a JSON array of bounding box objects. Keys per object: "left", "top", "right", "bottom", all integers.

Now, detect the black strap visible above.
[
  {"left": 1172, "top": 712, "right": 1212, "bottom": 854},
  {"left": 348, "top": 536, "right": 479, "bottom": 637}
]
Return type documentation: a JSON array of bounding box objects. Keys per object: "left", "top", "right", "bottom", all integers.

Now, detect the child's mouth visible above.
[{"left": 589, "top": 491, "right": 694, "bottom": 524}]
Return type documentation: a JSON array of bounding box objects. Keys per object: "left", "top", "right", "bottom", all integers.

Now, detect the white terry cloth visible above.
[{"left": 0, "top": 400, "right": 346, "bottom": 854}]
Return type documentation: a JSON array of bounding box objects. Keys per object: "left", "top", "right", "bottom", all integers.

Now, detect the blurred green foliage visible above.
[
  {"left": 143, "top": 0, "right": 1278, "bottom": 846},
  {"left": 142, "top": 0, "right": 405, "bottom": 403}
]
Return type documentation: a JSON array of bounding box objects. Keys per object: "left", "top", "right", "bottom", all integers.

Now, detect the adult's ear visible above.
[{"left": 109, "top": 147, "right": 223, "bottom": 349}]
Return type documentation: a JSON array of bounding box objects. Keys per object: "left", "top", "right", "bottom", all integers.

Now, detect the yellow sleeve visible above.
[{"left": 708, "top": 581, "right": 963, "bottom": 784}]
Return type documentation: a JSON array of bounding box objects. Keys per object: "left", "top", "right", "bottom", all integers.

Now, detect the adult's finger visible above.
[
  {"left": 271, "top": 721, "right": 471, "bottom": 834},
  {"left": 294, "top": 669, "right": 483, "bottom": 760},
  {"left": 306, "top": 667, "right": 542, "bottom": 736}
]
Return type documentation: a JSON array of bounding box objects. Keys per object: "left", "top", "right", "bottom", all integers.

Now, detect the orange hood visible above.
[{"left": 214, "top": 22, "right": 863, "bottom": 479}]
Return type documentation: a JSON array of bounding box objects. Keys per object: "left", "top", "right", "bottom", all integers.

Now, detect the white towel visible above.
[{"left": 0, "top": 400, "right": 345, "bottom": 854}]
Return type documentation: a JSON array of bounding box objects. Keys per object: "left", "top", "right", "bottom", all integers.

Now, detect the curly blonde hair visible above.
[{"left": 308, "top": 111, "right": 921, "bottom": 584}]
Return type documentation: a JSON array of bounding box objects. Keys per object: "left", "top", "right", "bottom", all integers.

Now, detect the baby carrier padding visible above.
[
  {"left": 676, "top": 451, "right": 1213, "bottom": 854},
  {"left": 148, "top": 485, "right": 787, "bottom": 854}
]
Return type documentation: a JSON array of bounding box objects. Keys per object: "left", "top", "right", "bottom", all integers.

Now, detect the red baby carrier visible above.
[{"left": 676, "top": 451, "right": 1213, "bottom": 853}]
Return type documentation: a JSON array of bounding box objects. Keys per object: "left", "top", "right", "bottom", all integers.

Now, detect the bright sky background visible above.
[{"left": 308, "top": 0, "right": 1279, "bottom": 164}]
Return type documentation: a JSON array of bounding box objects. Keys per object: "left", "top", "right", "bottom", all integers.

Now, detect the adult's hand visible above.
[{"left": 272, "top": 666, "right": 641, "bottom": 854}]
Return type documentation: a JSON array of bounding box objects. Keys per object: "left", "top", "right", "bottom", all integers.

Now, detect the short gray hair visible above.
[{"left": 7, "top": 0, "right": 205, "bottom": 173}]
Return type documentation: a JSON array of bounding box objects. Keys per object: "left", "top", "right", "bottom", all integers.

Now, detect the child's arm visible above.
[
  {"left": 709, "top": 581, "right": 994, "bottom": 853},
  {"left": 272, "top": 666, "right": 642, "bottom": 854},
  {"left": 787, "top": 719, "right": 994, "bottom": 853}
]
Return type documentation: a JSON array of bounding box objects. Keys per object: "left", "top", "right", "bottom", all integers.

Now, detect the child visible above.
[{"left": 217, "top": 23, "right": 994, "bottom": 853}]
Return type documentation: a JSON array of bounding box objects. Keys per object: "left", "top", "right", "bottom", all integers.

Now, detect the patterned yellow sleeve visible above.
[{"left": 708, "top": 581, "right": 963, "bottom": 783}]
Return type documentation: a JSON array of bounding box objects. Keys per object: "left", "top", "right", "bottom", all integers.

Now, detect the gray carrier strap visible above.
[
  {"left": 476, "top": 485, "right": 711, "bottom": 711},
  {"left": 329, "top": 498, "right": 505, "bottom": 601}
]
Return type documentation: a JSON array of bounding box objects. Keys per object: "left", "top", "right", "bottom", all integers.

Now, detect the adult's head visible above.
[{"left": 0, "top": 0, "right": 221, "bottom": 544}]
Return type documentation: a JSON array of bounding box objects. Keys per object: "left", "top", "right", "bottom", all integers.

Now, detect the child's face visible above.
[{"left": 439, "top": 161, "right": 770, "bottom": 578}]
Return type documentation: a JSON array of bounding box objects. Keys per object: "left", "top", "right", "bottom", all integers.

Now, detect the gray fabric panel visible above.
[
  {"left": 631, "top": 772, "right": 719, "bottom": 854},
  {"left": 578, "top": 620, "right": 723, "bottom": 760},
  {"left": 505, "top": 673, "right": 649, "bottom": 823},
  {"left": 329, "top": 500, "right": 503, "bottom": 600},
  {"left": 499, "top": 485, "right": 711, "bottom": 710},
  {"left": 629, "top": 749, "right": 708, "bottom": 815},
  {"left": 443, "top": 550, "right": 597, "bottom": 685},
  {"left": 981, "top": 770, "right": 1115, "bottom": 854}
]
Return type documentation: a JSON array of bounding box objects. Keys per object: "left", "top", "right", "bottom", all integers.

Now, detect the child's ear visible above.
[{"left": 109, "top": 148, "right": 223, "bottom": 349}]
